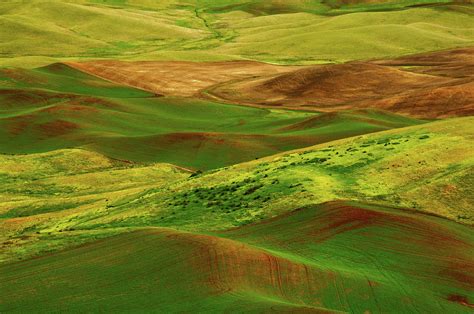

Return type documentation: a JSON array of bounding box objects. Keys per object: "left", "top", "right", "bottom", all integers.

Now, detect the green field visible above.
[
  {"left": 0, "top": 0, "right": 473, "bottom": 312},
  {"left": 1, "top": 116, "right": 472, "bottom": 262},
  {"left": 2, "top": 201, "right": 473, "bottom": 312},
  {"left": 1, "top": 0, "right": 473, "bottom": 67}
]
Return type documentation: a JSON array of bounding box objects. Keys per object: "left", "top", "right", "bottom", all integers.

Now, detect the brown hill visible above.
[
  {"left": 208, "top": 47, "right": 474, "bottom": 118},
  {"left": 67, "top": 60, "right": 300, "bottom": 98},
  {"left": 66, "top": 48, "right": 474, "bottom": 118},
  {"left": 375, "top": 46, "right": 474, "bottom": 76}
]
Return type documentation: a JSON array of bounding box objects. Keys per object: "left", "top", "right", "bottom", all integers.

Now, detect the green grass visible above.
[
  {"left": 1, "top": 116, "right": 471, "bottom": 265},
  {"left": 0, "top": 64, "right": 425, "bottom": 170},
  {"left": 0, "top": 1, "right": 472, "bottom": 311},
  {"left": 0, "top": 148, "right": 189, "bottom": 263},
  {"left": 214, "top": 5, "right": 474, "bottom": 63},
  {"left": 0, "top": 1, "right": 472, "bottom": 67},
  {"left": 0, "top": 69, "right": 471, "bottom": 313},
  {"left": 1, "top": 63, "right": 152, "bottom": 98},
  {"left": 101, "top": 116, "right": 473, "bottom": 232},
  {"left": 1, "top": 201, "right": 473, "bottom": 312}
]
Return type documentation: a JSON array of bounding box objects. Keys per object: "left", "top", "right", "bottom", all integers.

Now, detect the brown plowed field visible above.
[
  {"left": 208, "top": 48, "right": 474, "bottom": 118},
  {"left": 67, "top": 60, "right": 301, "bottom": 97},
  {"left": 67, "top": 47, "right": 474, "bottom": 118}
]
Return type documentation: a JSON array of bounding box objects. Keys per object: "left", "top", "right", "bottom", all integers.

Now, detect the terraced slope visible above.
[
  {"left": 1, "top": 201, "right": 473, "bottom": 312},
  {"left": 0, "top": 63, "right": 424, "bottom": 170},
  {"left": 208, "top": 47, "right": 474, "bottom": 118}
]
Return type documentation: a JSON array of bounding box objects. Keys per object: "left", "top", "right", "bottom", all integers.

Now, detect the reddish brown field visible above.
[
  {"left": 67, "top": 60, "right": 301, "bottom": 97},
  {"left": 67, "top": 48, "right": 474, "bottom": 119},
  {"left": 208, "top": 48, "right": 474, "bottom": 118}
]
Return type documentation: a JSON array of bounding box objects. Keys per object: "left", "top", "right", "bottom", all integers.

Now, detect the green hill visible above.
[
  {"left": 1, "top": 201, "right": 473, "bottom": 312},
  {"left": 0, "top": 1, "right": 472, "bottom": 311},
  {"left": 1, "top": 1, "right": 472, "bottom": 67},
  {"left": 112, "top": 116, "right": 473, "bottom": 232},
  {"left": 214, "top": 4, "right": 474, "bottom": 63},
  {"left": 1, "top": 116, "right": 471, "bottom": 264}
]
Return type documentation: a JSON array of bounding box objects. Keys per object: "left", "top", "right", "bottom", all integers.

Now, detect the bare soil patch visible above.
[
  {"left": 207, "top": 47, "right": 474, "bottom": 118},
  {"left": 67, "top": 47, "right": 474, "bottom": 118},
  {"left": 67, "top": 60, "right": 300, "bottom": 98}
]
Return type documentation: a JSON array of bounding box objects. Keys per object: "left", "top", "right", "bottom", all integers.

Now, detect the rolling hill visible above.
[
  {"left": 66, "top": 59, "right": 301, "bottom": 97},
  {"left": 0, "top": 63, "right": 425, "bottom": 170},
  {"left": 114, "top": 116, "right": 473, "bottom": 232},
  {"left": 1, "top": 1, "right": 473, "bottom": 67},
  {"left": 207, "top": 47, "right": 474, "bottom": 118},
  {"left": 1, "top": 201, "right": 473, "bottom": 312},
  {"left": 1, "top": 116, "right": 472, "bottom": 265},
  {"left": 0, "top": 0, "right": 473, "bottom": 312}
]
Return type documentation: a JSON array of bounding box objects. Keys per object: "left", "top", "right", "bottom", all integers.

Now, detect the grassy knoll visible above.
[
  {"left": 1, "top": 201, "right": 473, "bottom": 312},
  {"left": 0, "top": 148, "right": 189, "bottom": 263},
  {"left": 0, "top": 1, "right": 472, "bottom": 67},
  {"left": 0, "top": 64, "right": 424, "bottom": 170}
]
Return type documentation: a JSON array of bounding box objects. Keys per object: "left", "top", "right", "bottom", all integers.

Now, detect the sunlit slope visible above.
[
  {"left": 1, "top": 1, "right": 473, "bottom": 66},
  {"left": 0, "top": 148, "right": 189, "bottom": 262},
  {"left": 0, "top": 0, "right": 203, "bottom": 56},
  {"left": 0, "top": 64, "right": 424, "bottom": 170},
  {"left": 1, "top": 117, "right": 463, "bottom": 263},
  {"left": 1, "top": 201, "right": 473, "bottom": 312},
  {"left": 113, "top": 117, "right": 473, "bottom": 231},
  {"left": 1, "top": 118, "right": 470, "bottom": 264},
  {"left": 214, "top": 5, "right": 474, "bottom": 63}
]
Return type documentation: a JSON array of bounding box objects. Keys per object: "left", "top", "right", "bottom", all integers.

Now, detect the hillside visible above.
[
  {"left": 66, "top": 60, "right": 301, "bottom": 97},
  {"left": 1, "top": 0, "right": 473, "bottom": 312},
  {"left": 1, "top": 116, "right": 472, "bottom": 265},
  {"left": 1, "top": 201, "right": 473, "bottom": 312},
  {"left": 208, "top": 47, "right": 474, "bottom": 118},
  {"left": 0, "top": 63, "right": 425, "bottom": 170},
  {"left": 119, "top": 116, "right": 473, "bottom": 232},
  {"left": 1, "top": 1, "right": 473, "bottom": 67}
]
